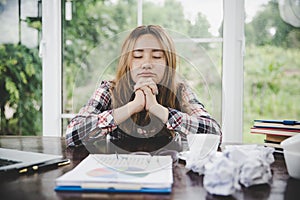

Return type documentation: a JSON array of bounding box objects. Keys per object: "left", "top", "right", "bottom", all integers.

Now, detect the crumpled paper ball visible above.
[
  {"left": 184, "top": 134, "right": 220, "bottom": 175},
  {"left": 224, "top": 145, "right": 274, "bottom": 187},
  {"left": 239, "top": 156, "right": 273, "bottom": 187},
  {"left": 203, "top": 152, "right": 241, "bottom": 196}
]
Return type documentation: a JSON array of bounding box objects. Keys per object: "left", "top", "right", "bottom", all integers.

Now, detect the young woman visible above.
[{"left": 65, "top": 25, "right": 221, "bottom": 152}]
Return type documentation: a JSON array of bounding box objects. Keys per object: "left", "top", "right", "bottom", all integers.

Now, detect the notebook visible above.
[
  {"left": 0, "top": 148, "right": 63, "bottom": 175},
  {"left": 55, "top": 154, "right": 173, "bottom": 194}
]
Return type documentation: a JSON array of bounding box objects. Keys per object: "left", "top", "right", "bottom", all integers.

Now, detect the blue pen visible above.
[{"left": 282, "top": 120, "right": 300, "bottom": 125}]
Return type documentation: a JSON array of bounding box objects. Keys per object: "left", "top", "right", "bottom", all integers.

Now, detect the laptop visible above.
[{"left": 0, "top": 148, "right": 63, "bottom": 175}]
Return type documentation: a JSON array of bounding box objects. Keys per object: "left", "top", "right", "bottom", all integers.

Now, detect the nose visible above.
[{"left": 142, "top": 63, "right": 152, "bottom": 69}]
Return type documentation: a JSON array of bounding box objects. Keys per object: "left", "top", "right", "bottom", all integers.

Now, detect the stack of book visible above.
[{"left": 250, "top": 120, "right": 300, "bottom": 153}]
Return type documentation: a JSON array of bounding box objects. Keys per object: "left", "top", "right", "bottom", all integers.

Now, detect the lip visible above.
[{"left": 138, "top": 72, "right": 155, "bottom": 77}]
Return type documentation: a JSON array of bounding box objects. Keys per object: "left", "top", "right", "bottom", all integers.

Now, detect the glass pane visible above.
[
  {"left": 143, "top": 0, "right": 223, "bottom": 123},
  {"left": 0, "top": 0, "right": 18, "bottom": 44},
  {"left": 21, "top": 0, "right": 40, "bottom": 47},
  {"left": 143, "top": 0, "right": 223, "bottom": 38},
  {"left": 244, "top": 0, "right": 300, "bottom": 143},
  {"left": 62, "top": 0, "right": 137, "bottom": 117},
  {"left": 0, "top": 0, "right": 42, "bottom": 136}
]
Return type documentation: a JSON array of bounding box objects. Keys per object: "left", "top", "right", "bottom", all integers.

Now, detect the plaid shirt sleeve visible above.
[
  {"left": 166, "top": 83, "right": 222, "bottom": 141},
  {"left": 65, "top": 81, "right": 117, "bottom": 147}
]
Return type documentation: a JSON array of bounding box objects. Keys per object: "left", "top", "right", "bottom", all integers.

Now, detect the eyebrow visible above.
[{"left": 133, "top": 49, "right": 164, "bottom": 52}]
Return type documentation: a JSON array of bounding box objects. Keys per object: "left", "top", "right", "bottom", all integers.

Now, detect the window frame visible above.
[
  {"left": 41, "top": 0, "right": 62, "bottom": 136},
  {"left": 222, "top": 0, "right": 244, "bottom": 143}
]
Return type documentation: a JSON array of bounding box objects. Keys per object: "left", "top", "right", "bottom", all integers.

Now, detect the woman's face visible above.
[{"left": 130, "top": 34, "right": 167, "bottom": 84}]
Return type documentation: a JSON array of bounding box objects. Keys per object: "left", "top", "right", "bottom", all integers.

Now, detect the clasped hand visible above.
[{"left": 131, "top": 77, "right": 159, "bottom": 114}]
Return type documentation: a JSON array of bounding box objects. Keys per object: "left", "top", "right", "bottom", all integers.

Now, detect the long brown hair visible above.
[{"left": 111, "top": 25, "right": 181, "bottom": 136}]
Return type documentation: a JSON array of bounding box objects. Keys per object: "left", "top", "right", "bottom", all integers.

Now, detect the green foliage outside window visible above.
[
  {"left": 0, "top": 44, "right": 42, "bottom": 135},
  {"left": 243, "top": 1, "right": 300, "bottom": 143}
]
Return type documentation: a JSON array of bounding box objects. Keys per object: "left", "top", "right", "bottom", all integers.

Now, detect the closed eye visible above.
[
  {"left": 152, "top": 50, "right": 164, "bottom": 59},
  {"left": 132, "top": 50, "right": 143, "bottom": 58}
]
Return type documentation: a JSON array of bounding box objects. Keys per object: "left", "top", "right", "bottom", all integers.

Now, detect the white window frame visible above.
[
  {"left": 41, "top": 0, "right": 62, "bottom": 136},
  {"left": 42, "top": 0, "right": 244, "bottom": 143},
  {"left": 222, "top": 0, "right": 244, "bottom": 143}
]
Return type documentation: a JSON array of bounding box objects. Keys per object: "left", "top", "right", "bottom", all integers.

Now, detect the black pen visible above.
[{"left": 18, "top": 159, "right": 71, "bottom": 174}]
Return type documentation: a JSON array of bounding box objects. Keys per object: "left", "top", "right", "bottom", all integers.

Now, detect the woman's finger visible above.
[
  {"left": 147, "top": 83, "right": 158, "bottom": 95},
  {"left": 134, "top": 78, "right": 158, "bottom": 95},
  {"left": 139, "top": 85, "right": 152, "bottom": 96}
]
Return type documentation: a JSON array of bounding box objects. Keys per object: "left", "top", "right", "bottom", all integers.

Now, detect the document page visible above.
[{"left": 56, "top": 154, "right": 173, "bottom": 189}]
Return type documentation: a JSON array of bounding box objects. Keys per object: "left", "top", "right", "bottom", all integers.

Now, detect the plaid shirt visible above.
[{"left": 66, "top": 80, "right": 222, "bottom": 146}]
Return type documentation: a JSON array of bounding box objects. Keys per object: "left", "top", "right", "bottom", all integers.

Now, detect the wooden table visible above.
[{"left": 0, "top": 136, "right": 299, "bottom": 200}]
